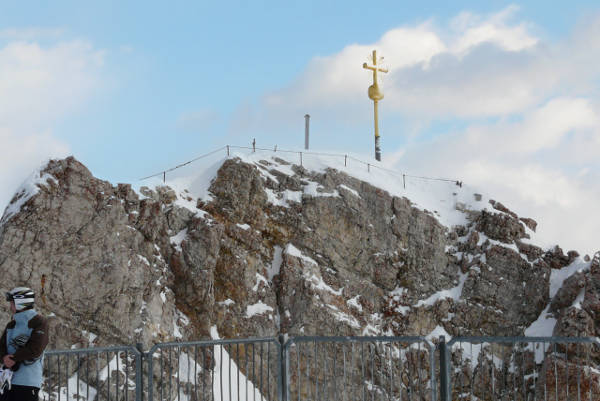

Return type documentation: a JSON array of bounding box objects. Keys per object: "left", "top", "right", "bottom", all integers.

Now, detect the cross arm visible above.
[{"left": 362, "top": 63, "right": 389, "bottom": 73}]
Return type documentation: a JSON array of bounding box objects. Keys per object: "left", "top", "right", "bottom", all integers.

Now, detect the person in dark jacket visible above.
[{"left": 0, "top": 287, "right": 49, "bottom": 401}]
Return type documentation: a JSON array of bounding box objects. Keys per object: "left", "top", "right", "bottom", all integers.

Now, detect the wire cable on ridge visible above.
[{"left": 138, "top": 144, "right": 462, "bottom": 186}]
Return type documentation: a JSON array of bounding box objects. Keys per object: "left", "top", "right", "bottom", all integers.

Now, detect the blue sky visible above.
[{"left": 1, "top": 1, "right": 599, "bottom": 255}]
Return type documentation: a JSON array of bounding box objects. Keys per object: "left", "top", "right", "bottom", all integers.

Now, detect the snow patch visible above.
[
  {"left": 209, "top": 326, "right": 268, "bottom": 401},
  {"left": 285, "top": 244, "right": 318, "bottom": 265},
  {"left": 267, "top": 246, "right": 283, "bottom": 281},
  {"left": 42, "top": 374, "right": 97, "bottom": 401},
  {"left": 218, "top": 299, "right": 235, "bottom": 306},
  {"left": 245, "top": 301, "right": 273, "bottom": 318},
  {"left": 170, "top": 228, "right": 188, "bottom": 252},
  {"left": 414, "top": 272, "right": 468, "bottom": 307},
  {"left": 81, "top": 330, "right": 97, "bottom": 346},
  {"left": 178, "top": 352, "right": 204, "bottom": 383},
  {"left": 303, "top": 272, "right": 343, "bottom": 296},
  {"left": 525, "top": 305, "right": 557, "bottom": 338},
  {"left": 174, "top": 309, "right": 190, "bottom": 339},
  {"left": 1, "top": 161, "right": 57, "bottom": 225},
  {"left": 326, "top": 306, "right": 360, "bottom": 329},
  {"left": 264, "top": 188, "right": 302, "bottom": 207},
  {"left": 338, "top": 184, "right": 360, "bottom": 198},
  {"left": 426, "top": 325, "right": 451, "bottom": 341},
  {"left": 137, "top": 254, "right": 150, "bottom": 266},
  {"left": 303, "top": 181, "right": 339, "bottom": 198},
  {"left": 252, "top": 273, "right": 269, "bottom": 292},
  {"left": 347, "top": 295, "right": 363, "bottom": 312},
  {"left": 572, "top": 288, "right": 586, "bottom": 309},
  {"left": 549, "top": 257, "right": 590, "bottom": 298}
]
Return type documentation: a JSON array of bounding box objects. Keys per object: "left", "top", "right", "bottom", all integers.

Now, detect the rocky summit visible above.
[{"left": 0, "top": 154, "right": 598, "bottom": 352}]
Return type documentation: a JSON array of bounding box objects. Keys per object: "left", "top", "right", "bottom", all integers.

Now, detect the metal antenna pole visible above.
[{"left": 304, "top": 114, "right": 310, "bottom": 150}]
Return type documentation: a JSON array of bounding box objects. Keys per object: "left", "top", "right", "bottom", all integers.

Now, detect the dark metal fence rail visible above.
[
  {"left": 39, "top": 336, "right": 600, "bottom": 401},
  {"left": 41, "top": 345, "right": 142, "bottom": 401},
  {"left": 284, "top": 336, "right": 436, "bottom": 401},
  {"left": 442, "top": 336, "right": 600, "bottom": 401},
  {"left": 147, "top": 337, "right": 281, "bottom": 401}
]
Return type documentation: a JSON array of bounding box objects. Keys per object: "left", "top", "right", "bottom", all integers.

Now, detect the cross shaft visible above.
[{"left": 363, "top": 50, "right": 388, "bottom": 161}]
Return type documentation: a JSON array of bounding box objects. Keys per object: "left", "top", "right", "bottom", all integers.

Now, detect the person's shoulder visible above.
[{"left": 27, "top": 313, "right": 49, "bottom": 330}]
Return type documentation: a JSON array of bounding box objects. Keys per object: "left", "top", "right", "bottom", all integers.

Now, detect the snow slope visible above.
[{"left": 137, "top": 148, "right": 509, "bottom": 236}]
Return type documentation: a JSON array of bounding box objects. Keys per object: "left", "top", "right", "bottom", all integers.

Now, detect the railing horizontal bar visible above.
[
  {"left": 289, "top": 335, "right": 429, "bottom": 342},
  {"left": 148, "top": 337, "right": 280, "bottom": 352},
  {"left": 46, "top": 345, "right": 140, "bottom": 355},
  {"left": 230, "top": 145, "right": 344, "bottom": 157},
  {"left": 139, "top": 146, "right": 227, "bottom": 180},
  {"left": 448, "top": 336, "right": 600, "bottom": 346}
]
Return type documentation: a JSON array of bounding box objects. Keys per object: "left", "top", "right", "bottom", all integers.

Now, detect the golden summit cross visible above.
[{"left": 363, "top": 50, "right": 388, "bottom": 161}]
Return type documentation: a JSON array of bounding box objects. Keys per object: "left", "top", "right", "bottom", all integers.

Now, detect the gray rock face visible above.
[
  {"left": 0, "top": 155, "right": 597, "bottom": 352},
  {"left": 0, "top": 158, "right": 182, "bottom": 349},
  {"left": 455, "top": 245, "right": 549, "bottom": 335}
]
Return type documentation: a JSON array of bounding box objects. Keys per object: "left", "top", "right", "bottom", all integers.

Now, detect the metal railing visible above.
[
  {"left": 41, "top": 345, "right": 142, "bottom": 401},
  {"left": 146, "top": 337, "right": 282, "bottom": 401},
  {"left": 138, "top": 144, "right": 463, "bottom": 188},
  {"left": 38, "top": 336, "right": 600, "bottom": 401},
  {"left": 440, "top": 336, "right": 600, "bottom": 401},
  {"left": 283, "top": 336, "right": 436, "bottom": 401}
]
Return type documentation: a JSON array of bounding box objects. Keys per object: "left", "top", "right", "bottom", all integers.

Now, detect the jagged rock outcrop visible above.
[
  {"left": 0, "top": 158, "right": 182, "bottom": 349},
  {"left": 0, "top": 155, "right": 598, "bottom": 353}
]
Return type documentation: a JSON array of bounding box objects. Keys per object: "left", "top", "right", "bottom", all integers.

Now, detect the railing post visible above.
[
  {"left": 147, "top": 345, "right": 154, "bottom": 401},
  {"left": 278, "top": 334, "right": 288, "bottom": 401},
  {"left": 438, "top": 336, "right": 450, "bottom": 401},
  {"left": 136, "top": 343, "right": 144, "bottom": 401}
]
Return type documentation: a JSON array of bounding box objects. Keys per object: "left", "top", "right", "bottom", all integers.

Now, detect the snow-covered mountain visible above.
[{"left": 0, "top": 150, "right": 598, "bottom": 351}]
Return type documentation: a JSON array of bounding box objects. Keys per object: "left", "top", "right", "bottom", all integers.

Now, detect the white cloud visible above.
[
  {"left": 176, "top": 109, "right": 219, "bottom": 133},
  {"left": 0, "top": 34, "right": 105, "bottom": 213},
  {"left": 0, "top": 39, "right": 105, "bottom": 129},
  {"left": 227, "top": 7, "right": 600, "bottom": 256},
  {"left": 450, "top": 6, "right": 538, "bottom": 54},
  {"left": 231, "top": 5, "right": 547, "bottom": 132},
  {"left": 0, "top": 27, "right": 66, "bottom": 41},
  {"left": 395, "top": 97, "right": 600, "bottom": 256},
  {"left": 455, "top": 97, "right": 598, "bottom": 156}
]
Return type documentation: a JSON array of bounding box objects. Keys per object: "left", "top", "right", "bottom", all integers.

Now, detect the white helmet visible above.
[{"left": 6, "top": 287, "right": 35, "bottom": 312}]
